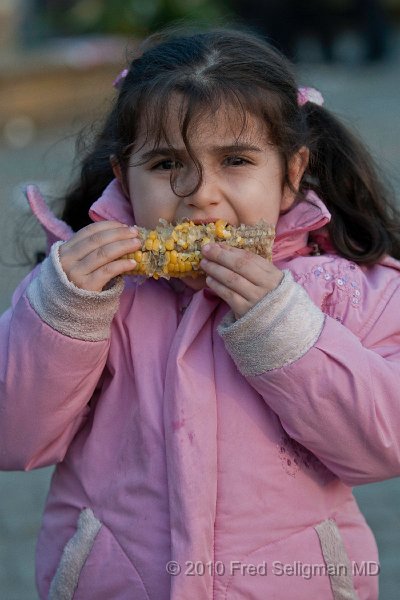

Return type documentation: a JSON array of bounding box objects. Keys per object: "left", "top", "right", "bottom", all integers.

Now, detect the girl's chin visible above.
[{"left": 181, "top": 274, "right": 207, "bottom": 290}]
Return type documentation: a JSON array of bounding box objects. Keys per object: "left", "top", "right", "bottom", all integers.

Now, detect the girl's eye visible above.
[
  {"left": 224, "top": 156, "right": 250, "bottom": 167},
  {"left": 152, "top": 159, "right": 182, "bottom": 171}
]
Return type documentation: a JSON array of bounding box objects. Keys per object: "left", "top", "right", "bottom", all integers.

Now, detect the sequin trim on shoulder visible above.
[{"left": 311, "top": 262, "right": 361, "bottom": 308}]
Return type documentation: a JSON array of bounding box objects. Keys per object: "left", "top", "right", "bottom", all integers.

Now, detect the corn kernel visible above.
[
  {"left": 165, "top": 238, "right": 175, "bottom": 250},
  {"left": 148, "top": 231, "right": 157, "bottom": 240},
  {"left": 145, "top": 238, "right": 154, "bottom": 251},
  {"left": 134, "top": 250, "right": 142, "bottom": 263},
  {"left": 170, "top": 250, "right": 178, "bottom": 264},
  {"left": 215, "top": 219, "right": 231, "bottom": 240}
]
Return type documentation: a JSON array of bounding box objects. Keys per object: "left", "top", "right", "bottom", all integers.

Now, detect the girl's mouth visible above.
[{"left": 185, "top": 218, "right": 229, "bottom": 225}]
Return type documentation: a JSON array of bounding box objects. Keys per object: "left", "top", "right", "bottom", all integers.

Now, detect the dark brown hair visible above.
[{"left": 62, "top": 26, "right": 400, "bottom": 264}]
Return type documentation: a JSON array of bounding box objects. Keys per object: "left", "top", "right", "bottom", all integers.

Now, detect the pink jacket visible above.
[{"left": 2, "top": 180, "right": 400, "bottom": 600}]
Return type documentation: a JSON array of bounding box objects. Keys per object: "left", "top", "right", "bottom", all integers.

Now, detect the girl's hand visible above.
[
  {"left": 200, "top": 243, "right": 283, "bottom": 319},
  {"left": 59, "top": 221, "right": 142, "bottom": 292}
]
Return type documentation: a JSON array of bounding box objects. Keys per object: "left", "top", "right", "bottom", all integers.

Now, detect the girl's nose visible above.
[{"left": 181, "top": 167, "right": 221, "bottom": 209}]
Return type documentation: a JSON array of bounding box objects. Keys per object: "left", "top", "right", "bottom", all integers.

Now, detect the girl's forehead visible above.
[{"left": 136, "top": 101, "right": 270, "bottom": 150}]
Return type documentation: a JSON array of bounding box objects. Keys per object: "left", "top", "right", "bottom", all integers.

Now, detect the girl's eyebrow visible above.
[
  {"left": 211, "top": 144, "right": 264, "bottom": 154},
  {"left": 140, "top": 148, "right": 176, "bottom": 162},
  {"left": 139, "top": 143, "right": 264, "bottom": 162}
]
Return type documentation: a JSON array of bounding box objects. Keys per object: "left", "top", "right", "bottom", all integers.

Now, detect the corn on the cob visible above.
[{"left": 122, "top": 218, "right": 275, "bottom": 279}]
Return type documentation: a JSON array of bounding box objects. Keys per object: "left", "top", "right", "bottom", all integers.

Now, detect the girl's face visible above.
[{"left": 114, "top": 100, "right": 308, "bottom": 289}]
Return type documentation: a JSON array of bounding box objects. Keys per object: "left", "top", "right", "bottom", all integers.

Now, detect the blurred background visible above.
[{"left": 1, "top": 1, "right": 400, "bottom": 598}]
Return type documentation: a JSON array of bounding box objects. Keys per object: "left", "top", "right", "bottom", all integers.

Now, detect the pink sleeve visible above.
[
  {"left": 245, "top": 283, "right": 400, "bottom": 486},
  {"left": 0, "top": 268, "right": 112, "bottom": 471}
]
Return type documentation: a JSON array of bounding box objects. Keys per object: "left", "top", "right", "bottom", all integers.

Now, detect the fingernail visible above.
[
  {"left": 202, "top": 244, "right": 210, "bottom": 252},
  {"left": 129, "top": 226, "right": 137, "bottom": 234}
]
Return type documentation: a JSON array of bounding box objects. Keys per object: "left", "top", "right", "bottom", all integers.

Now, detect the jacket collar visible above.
[
  {"left": 274, "top": 190, "right": 331, "bottom": 260},
  {"left": 89, "top": 179, "right": 134, "bottom": 225}
]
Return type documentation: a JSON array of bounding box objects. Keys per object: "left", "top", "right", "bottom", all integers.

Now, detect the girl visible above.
[{"left": 1, "top": 27, "right": 400, "bottom": 600}]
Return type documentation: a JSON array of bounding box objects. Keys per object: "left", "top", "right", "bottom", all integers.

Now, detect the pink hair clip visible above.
[
  {"left": 297, "top": 87, "right": 324, "bottom": 107},
  {"left": 113, "top": 68, "right": 129, "bottom": 90}
]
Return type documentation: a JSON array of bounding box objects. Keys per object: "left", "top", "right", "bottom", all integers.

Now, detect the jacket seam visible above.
[
  {"left": 357, "top": 277, "right": 400, "bottom": 341},
  {"left": 222, "top": 521, "right": 315, "bottom": 599},
  {"left": 212, "top": 326, "right": 218, "bottom": 600},
  {"left": 95, "top": 513, "right": 152, "bottom": 600},
  {"left": 222, "top": 514, "right": 351, "bottom": 599}
]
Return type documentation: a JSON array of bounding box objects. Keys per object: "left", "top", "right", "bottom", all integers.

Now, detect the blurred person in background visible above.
[{"left": 230, "top": 0, "right": 390, "bottom": 62}]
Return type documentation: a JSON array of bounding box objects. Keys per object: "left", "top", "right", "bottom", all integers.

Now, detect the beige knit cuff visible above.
[
  {"left": 217, "top": 270, "right": 325, "bottom": 375},
  {"left": 27, "top": 241, "right": 124, "bottom": 341}
]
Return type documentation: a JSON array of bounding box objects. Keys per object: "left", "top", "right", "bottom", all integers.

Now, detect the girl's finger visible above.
[
  {"left": 74, "top": 237, "right": 142, "bottom": 276},
  {"left": 68, "top": 257, "right": 138, "bottom": 292},
  {"left": 205, "top": 275, "right": 251, "bottom": 318},
  {"left": 61, "top": 223, "right": 138, "bottom": 264},
  {"left": 201, "top": 243, "right": 270, "bottom": 287},
  {"left": 66, "top": 220, "right": 135, "bottom": 245},
  {"left": 200, "top": 258, "right": 258, "bottom": 303}
]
